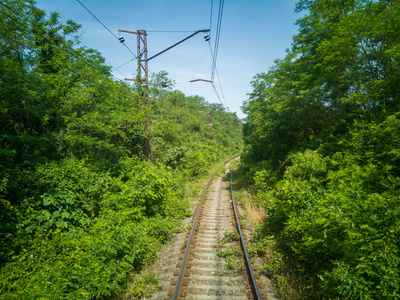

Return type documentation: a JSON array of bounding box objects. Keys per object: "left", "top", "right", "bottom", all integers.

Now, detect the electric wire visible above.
[
  {"left": 212, "top": 0, "right": 224, "bottom": 79},
  {"left": 211, "top": 81, "right": 224, "bottom": 107},
  {"left": 74, "top": 2, "right": 216, "bottom": 89},
  {"left": 206, "top": 0, "right": 227, "bottom": 107},
  {"left": 112, "top": 58, "right": 135, "bottom": 72},
  {"left": 209, "top": 0, "right": 213, "bottom": 34},
  {"left": 211, "top": 0, "right": 224, "bottom": 81},
  {"left": 208, "top": 41, "right": 226, "bottom": 107},
  {"left": 15, "top": 0, "right": 224, "bottom": 100},
  {"left": 0, "top": 28, "right": 133, "bottom": 116},
  {"left": 0, "top": 3, "right": 124, "bottom": 83},
  {"left": 0, "top": 28, "right": 122, "bottom": 84},
  {"left": 0, "top": 30, "right": 84, "bottom": 81},
  {"left": 114, "top": 69, "right": 127, "bottom": 78},
  {"left": 75, "top": 0, "right": 137, "bottom": 59},
  {"left": 76, "top": 0, "right": 118, "bottom": 40},
  {"left": 121, "top": 41, "right": 137, "bottom": 59},
  {"left": 1, "top": 0, "right": 129, "bottom": 83},
  {"left": 190, "top": 43, "right": 210, "bottom": 80},
  {"left": 214, "top": 65, "right": 227, "bottom": 106}
]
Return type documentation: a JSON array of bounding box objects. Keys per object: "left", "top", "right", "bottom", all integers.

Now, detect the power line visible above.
[
  {"left": 76, "top": 0, "right": 118, "bottom": 40},
  {"left": 75, "top": 0, "right": 137, "bottom": 59},
  {"left": 121, "top": 41, "right": 137, "bottom": 59},
  {"left": 0, "top": 28, "right": 122, "bottom": 85},
  {"left": 209, "top": 0, "right": 214, "bottom": 34},
  {"left": 190, "top": 43, "right": 210, "bottom": 80},
  {"left": 214, "top": 65, "right": 227, "bottom": 106},
  {"left": 211, "top": 81, "right": 224, "bottom": 107},
  {"left": 0, "top": 30, "right": 83, "bottom": 80},
  {"left": 0, "top": 28, "right": 131, "bottom": 108},
  {"left": 211, "top": 0, "right": 224, "bottom": 81},
  {"left": 206, "top": 0, "right": 226, "bottom": 108},
  {"left": 112, "top": 58, "right": 135, "bottom": 72},
  {"left": 208, "top": 41, "right": 226, "bottom": 107},
  {"left": 0, "top": 3, "right": 124, "bottom": 83},
  {"left": 8, "top": 0, "right": 130, "bottom": 82}
]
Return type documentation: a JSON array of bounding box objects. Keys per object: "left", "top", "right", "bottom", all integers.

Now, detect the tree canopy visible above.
[
  {"left": 241, "top": 0, "right": 400, "bottom": 298},
  {"left": 0, "top": 0, "right": 241, "bottom": 298}
]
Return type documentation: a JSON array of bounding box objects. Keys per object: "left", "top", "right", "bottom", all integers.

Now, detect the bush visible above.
[
  {"left": 259, "top": 147, "right": 400, "bottom": 299},
  {"left": 0, "top": 157, "right": 189, "bottom": 299}
]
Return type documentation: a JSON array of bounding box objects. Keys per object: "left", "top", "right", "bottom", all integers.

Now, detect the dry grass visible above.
[
  {"left": 230, "top": 163, "right": 306, "bottom": 299},
  {"left": 244, "top": 202, "right": 267, "bottom": 225},
  {"left": 233, "top": 189, "right": 267, "bottom": 227}
]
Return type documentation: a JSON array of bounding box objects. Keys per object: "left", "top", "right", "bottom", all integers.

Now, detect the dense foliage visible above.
[
  {"left": 241, "top": 0, "right": 400, "bottom": 299},
  {"left": 0, "top": 0, "right": 241, "bottom": 298}
]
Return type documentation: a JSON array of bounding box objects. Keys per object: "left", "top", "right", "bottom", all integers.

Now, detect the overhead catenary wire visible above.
[
  {"left": 209, "top": 0, "right": 213, "bottom": 34},
  {"left": 2, "top": 0, "right": 133, "bottom": 81},
  {"left": 0, "top": 31, "right": 49, "bottom": 67},
  {"left": 112, "top": 58, "right": 135, "bottom": 72},
  {"left": 0, "top": 27, "right": 122, "bottom": 84},
  {"left": 78, "top": 39, "right": 123, "bottom": 75},
  {"left": 214, "top": 65, "right": 227, "bottom": 107},
  {"left": 75, "top": 0, "right": 137, "bottom": 59},
  {"left": 206, "top": 0, "right": 227, "bottom": 108},
  {"left": 34, "top": 0, "right": 224, "bottom": 105},
  {"left": 208, "top": 41, "right": 227, "bottom": 107},
  {"left": 76, "top": 0, "right": 118, "bottom": 40},
  {"left": 211, "top": 81, "right": 224, "bottom": 107},
  {"left": 211, "top": 0, "right": 224, "bottom": 81},
  {"left": 0, "top": 3, "right": 124, "bottom": 83},
  {"left": 0, "top": 28, "right": 133, "bottom": 114},
  {"left": 0, "top": 30, "right": 85, "bottom": 83},
  {"left": 190, "top": 43, "right": 210, "bottom": 80}
]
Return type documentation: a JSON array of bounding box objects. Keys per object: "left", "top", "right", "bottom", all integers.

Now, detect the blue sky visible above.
[{"left": 34, "top": 0, "right": 302, "bottom": 119}]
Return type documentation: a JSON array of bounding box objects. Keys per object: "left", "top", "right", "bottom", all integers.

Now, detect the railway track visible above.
[{"left": 168, "top": 159, "right": 267, "bottom": 299}]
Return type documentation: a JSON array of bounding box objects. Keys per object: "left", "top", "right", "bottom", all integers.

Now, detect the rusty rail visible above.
[
  {"left": 173, "top": 162, "right": 225, "bottom": 299},
  {"left": 230, "top": 171, "right": 261, "bottom": 299},
  {"left": 173, "top": 158, "right": 261, "bottom": 299}
]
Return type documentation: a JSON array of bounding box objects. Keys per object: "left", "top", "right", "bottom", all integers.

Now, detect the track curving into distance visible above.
[{"left": 171, "top": 159, "right": 265, "bottom": 299}]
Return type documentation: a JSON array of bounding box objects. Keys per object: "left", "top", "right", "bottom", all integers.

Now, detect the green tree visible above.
[
  {"left": 0, "top": 1, "right": 242, "bottom": 297},
  {"left": 241, "top": 0, "right": 400, "bottom": 298}
]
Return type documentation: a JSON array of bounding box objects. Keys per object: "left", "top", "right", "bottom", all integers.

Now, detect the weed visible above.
[
  {"left": 225, "top": 255, "right": 236, "bottom": 270},
  {"left": 218, "top": 246, "right": 240, "bottom": 257},
  {"left": 238, "top": 260, "right": 245, "bottom": 271},
  {"left": 126, "top": 273, "right": 160, "bottom": 298},
  {"left": 181, "top": 242, "right": 187, "bottom": 250},
  {"left": 239, "top": 220, "right": 247, "bottom": 229},
  {"left": 219, "top": 232, "right": 240, "bottom": 245}
]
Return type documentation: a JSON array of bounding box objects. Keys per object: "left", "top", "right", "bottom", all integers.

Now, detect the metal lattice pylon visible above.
[{"left": 136, "top": 30, "right": 148, "bottom": 85}]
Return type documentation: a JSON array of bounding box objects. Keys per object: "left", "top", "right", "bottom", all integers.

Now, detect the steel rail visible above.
[
  {"left": 230, "top": 171, "right": 261, "bottom": 300},
  {"left": 173, "top": 161, "right": 226, "bottom": 299}
]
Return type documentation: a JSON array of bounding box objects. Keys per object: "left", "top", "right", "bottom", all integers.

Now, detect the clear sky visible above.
[{"left": 34, "top": 0, "right": 302, "bottom": 119}]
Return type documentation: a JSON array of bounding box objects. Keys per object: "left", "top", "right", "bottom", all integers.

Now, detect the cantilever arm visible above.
[
  {"left": 190, "top": 79, "right": 213, "bottom": 83},
  {"left": 147, "top": 29, "right": 209, "bottom": 62}
]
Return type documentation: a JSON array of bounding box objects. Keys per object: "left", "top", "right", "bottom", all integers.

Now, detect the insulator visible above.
[
  {"left": 119, "top": 36, "right": 125, "bottom": 43},
  {"left": 162, "top": 82, "right": 168, "bottom": 88},
  {"left": 204, "top": 33, "right": 210, "bottom": 42}
]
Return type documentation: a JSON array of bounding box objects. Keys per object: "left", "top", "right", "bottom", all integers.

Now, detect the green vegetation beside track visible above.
[
  {"left": 238, "top": 1, "right": 400, "bottom": 299},
  {"left": 0, "top": 1, "right": 242, "bottom": 298}
]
